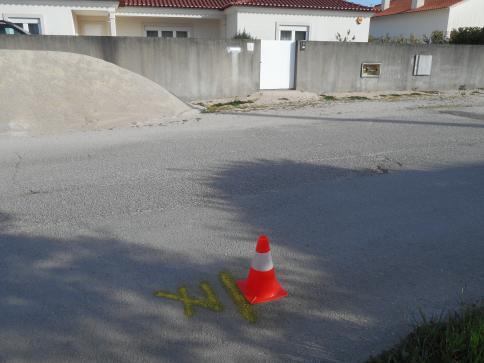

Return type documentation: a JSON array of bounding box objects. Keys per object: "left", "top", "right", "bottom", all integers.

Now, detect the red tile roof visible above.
[
  {"left": 374, "top": 0, "right": 464, "bottom": 17},
  {"left": 120, "top": 0, "right": 228, "bottom": 9},
  {"left": 229, "top": 0, "right": 371, "bottom": 10},
  {"left": 120, "top": 0, "right": 372, "bottom": 11}
]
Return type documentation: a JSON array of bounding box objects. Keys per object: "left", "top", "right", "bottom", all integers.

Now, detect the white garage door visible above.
[{"left": 259, "top": 40, "right": 296, "bottom": 90}]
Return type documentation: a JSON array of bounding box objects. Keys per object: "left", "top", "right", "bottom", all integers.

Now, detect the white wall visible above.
[
  {"left": 0, "top": 0, "right": 117, "bottom": 35},
  {"left": 116, "top": 16, "right": 222, "bottom": 38},
  {"left": 225, "top": 11, "right": 237, "bottom": 39},
  {"left": 448, "top": 0, "right": 484, "bottom": 32},
  {"left": 226, "top": 7, "right": 372, "bottom": 42},
  {"left": 370, "top": 8, "right": 449, "bottom": 38},
  {"left": 77, "top": 15, "right": 109, "bottom": 36}
]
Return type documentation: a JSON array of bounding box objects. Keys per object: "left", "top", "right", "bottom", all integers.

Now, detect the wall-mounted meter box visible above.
[
  {"left": 361, "top": 63, "right": 381, "bottom": 78},
  {"left": 414, "top": 55, "right": 432, "bottom": 76}
]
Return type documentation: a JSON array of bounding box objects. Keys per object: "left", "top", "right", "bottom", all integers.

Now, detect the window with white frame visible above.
[
  {"left": 145, "top": 26, "right": 190, "bottom": 38},
  {"left": 7, "top": 17, "right": 42, "bottom": 34},
  {"left": 278, "top": 25, "right": 308, "bottom": 41}
]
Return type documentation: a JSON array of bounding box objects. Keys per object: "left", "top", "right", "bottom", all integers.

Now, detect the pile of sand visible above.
[{"left": 0, "top": 50, "right": 195, "bottom": 135}]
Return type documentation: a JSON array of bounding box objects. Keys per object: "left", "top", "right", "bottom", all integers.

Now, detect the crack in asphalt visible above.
[{"left": 11, "top": 152, "right": 23, "bottom": 185}]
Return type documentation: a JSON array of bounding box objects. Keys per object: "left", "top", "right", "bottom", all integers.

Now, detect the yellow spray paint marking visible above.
[
  {"left": 153, "top": 271, "right": 257, "bottom": 322},
  {"left": 153, "top": 281, "right": 223, "bottom": 317},
  {"left": 219, "top": 271, "right": 257, "bottom": 323}
]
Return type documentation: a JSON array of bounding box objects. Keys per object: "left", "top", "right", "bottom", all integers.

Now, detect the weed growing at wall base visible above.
[
  {"left": 321, "top": 95, "right": 337, "bottom": 101},
  {"left": 202, "top": 100, "right": 255, "bottom": 113}
]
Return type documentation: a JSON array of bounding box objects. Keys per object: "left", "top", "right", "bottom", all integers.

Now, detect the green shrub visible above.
[
  {"left": 430, "top": 31, "right": 447, "bottom": 44},
  {"left": 370, "top": 28, "right": 484, "bottom": 45},
  {"left": 336, "top": 29, "right": 356, "bottom": 42},
  {"left": 450, "top": 27, "right": 484, "bottom": 44},
  {"left": 233, "top": 30, "right": 255, "bottom": 40},
  {"left": 371, "top": 31, "right": 448, "bottom": 45},
  {"left": 367, "top": 303, "right": 484, "bottom": 363},
  {"left": 369, "top": 33, "right": 424, "bottom": 45}
]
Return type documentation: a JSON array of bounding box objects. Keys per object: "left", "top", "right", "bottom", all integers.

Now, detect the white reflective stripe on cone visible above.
[{"left": 251, "top": 251, "right": 274, "bottom": 272}]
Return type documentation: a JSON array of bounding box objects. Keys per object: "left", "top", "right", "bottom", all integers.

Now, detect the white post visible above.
[
  {"left": 108, "top": 11, "right": 116, "bottom": 36},
  {"left": 411, "top": 0, "right": 425, "bottom": 9}
]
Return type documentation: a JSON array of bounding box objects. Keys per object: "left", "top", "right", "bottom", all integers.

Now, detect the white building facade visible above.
[
  {"left": 225, "top": 6, "right": 371, "bottom": 42},
  {"left": 1, "top": 0, "right": 373, "bottom": 41},
  {"left": 370, "top": 0, "right": 484, "bottom": 38}
]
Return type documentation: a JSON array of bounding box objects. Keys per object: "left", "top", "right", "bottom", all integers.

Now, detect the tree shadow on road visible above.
[
  {"left": 200, "top": 159, "right": 484, "bottom": 360},
  {"left": 0, "top": 211, "right": 348, "bottom": 362},
  {"left": 0, "top": 227, "right": 216, "bottom": 362},
  {"left": 1, "top": 159, "right": 483, "bottom": 362},
  {"left": 0, "top": 211, "right": 12, "bottom": 232}
]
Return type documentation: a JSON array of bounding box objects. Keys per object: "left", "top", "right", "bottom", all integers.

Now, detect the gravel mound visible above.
[{"left": 0, "top": 50, "right": 195, "bottom": 135}]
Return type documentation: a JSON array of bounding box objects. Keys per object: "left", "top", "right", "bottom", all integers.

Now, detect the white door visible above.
[{"left": 260, "top": 40, "right": 296, "bottom": 90}]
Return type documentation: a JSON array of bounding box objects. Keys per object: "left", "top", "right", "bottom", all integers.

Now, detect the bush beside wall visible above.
[
  {"left": 370, "top": 27, "right": 484, "bottom": 45},
  {"left": 450, "top": 27, "right": 484, "bottom": 45}
]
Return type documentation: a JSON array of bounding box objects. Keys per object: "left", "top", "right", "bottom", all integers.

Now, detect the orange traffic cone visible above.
[{"left": 237, "top": 235, "right": 288, "bottom": 304}]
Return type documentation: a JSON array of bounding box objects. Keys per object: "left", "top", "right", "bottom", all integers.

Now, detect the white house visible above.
[
  {"left": 0, "top": 0, "right": 373, "bottom": 41},
  {"left": 370, "top": 0, "right": 484, "bottom": 38}
]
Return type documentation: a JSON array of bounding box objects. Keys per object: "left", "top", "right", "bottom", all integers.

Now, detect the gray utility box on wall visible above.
[{"left": 414, "top": 54, "right": 432, "bottom": 76}]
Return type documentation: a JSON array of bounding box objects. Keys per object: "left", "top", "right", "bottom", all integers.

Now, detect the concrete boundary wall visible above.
[
  {"left": 296, "top": 42, "right": 484, "bottom": 94},
  {"left": 2, "top": 36, "right": 484, "bottom": 99},
  {"left": 0, "top": 35, "right": 261, "bottom": 101}
]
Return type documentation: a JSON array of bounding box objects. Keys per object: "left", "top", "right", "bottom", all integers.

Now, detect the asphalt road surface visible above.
[{"left": 1, "top": 97, "right": 483, "bottom": 362}]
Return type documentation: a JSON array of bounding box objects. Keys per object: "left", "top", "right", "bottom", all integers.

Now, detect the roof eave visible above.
[{"left": 120, "top": 1, "right": 373, "bottom": 12}]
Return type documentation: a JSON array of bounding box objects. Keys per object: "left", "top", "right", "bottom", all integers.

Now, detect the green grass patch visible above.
[
  {"left": 346, "top": 96, "right": 369, "bottom": 101},
  {"left": 420, "top": 90, "right": 440, "bottom": 95},
  {"left": 381, "top": 93, "right": 423, "bottom": 99},
  {"left": 321, "top": 95, "right": 337, "bottom": 101},
  {"left": 203, "top": 99, "right": 254, "bottom": 113},
  {"left": 380, "top": 94, "right": 411, "bottom": 98},
  {"left": 367, "top": 302, "right": 484, "bottom": 363}
]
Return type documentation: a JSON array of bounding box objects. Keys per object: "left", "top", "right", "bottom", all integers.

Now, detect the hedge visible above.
[{"left": 450, "top": 27, "right": 484, "bottom": 45}]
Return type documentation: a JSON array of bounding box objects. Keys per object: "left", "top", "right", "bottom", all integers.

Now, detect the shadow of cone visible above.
[{"left": 236, "top": 235, "right": 288, "bottom": 304}]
